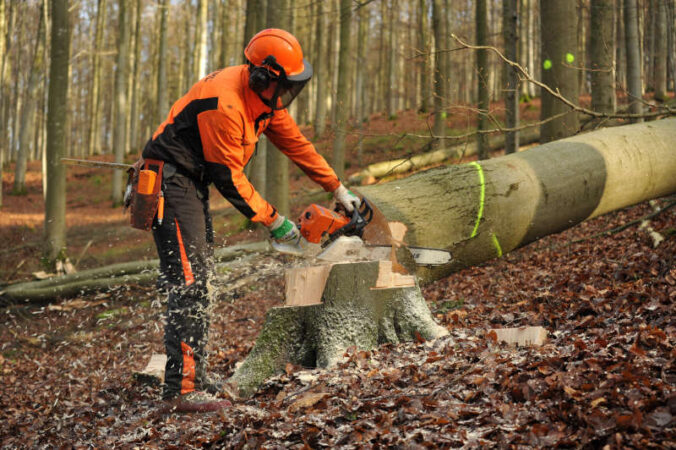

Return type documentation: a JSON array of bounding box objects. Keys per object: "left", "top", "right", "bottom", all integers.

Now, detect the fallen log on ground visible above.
[
  {"left": 348, "top": 127, "right": 540, "bottom": 184},
  {"left": 359, "top": 118, "right": 676, "bottom": 283},
  {"left": 0, "top": 241, "right": 271, "bottom": 304},
  {"left": 228, "top": 119, "right": 676, "bottom": 397}
]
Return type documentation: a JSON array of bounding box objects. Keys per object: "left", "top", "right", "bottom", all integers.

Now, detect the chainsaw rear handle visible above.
[{"left": 324, "top": 199, "right": 373, "bottom": 247}]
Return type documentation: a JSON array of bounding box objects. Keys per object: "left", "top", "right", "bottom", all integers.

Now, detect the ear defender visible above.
[
  {"left": 248, "top": 65, "right": 271, "bottom": 93},
  {"left": 248, "top": 55, "right": 286, "bottom": 94}
]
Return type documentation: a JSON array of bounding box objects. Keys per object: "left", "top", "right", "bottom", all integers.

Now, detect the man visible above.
[{"left": 136, "top": 29, "right": 360, "bottom": 412}]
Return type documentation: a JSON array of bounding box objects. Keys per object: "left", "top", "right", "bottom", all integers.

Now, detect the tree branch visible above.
[{"left": 450, "top": 34, "right": 675, "bottom": 121}]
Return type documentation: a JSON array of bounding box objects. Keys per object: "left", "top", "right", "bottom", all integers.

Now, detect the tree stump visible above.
[{"left": 228, "top": 260, "right": 448, "bottom": 398}]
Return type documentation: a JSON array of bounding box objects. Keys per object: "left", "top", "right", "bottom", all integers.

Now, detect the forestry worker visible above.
[{"left": 135, "top": 28, "right": 360, "bottom": 411}]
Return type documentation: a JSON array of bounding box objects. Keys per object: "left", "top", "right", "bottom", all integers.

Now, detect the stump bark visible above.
[{"left": 229, "top": 261, "right": 447, "bottom": 397}]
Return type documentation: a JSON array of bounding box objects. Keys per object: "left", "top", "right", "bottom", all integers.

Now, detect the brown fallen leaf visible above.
[
  {"left": 590, "top": 397, "right": 606, "bottom": 408},
  {"left": 288, "top": 392, "right": 330, "bottom": 413},
  {"left": 563, "top": 386, "right": 582, "bottom": 398}
]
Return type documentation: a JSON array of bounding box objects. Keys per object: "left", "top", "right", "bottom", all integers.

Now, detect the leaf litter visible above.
[{"left": 0, "top": 198, "right": 674, "bottom": 448}]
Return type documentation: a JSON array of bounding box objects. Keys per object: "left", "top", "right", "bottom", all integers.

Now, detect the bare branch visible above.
[{"left": 451, "top": 34, "right": 675, "bottom": 120}]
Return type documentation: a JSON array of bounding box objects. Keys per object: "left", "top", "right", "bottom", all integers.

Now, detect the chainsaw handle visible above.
[{"left": 325, "top": 199, "right": 373, "bottom": 246}]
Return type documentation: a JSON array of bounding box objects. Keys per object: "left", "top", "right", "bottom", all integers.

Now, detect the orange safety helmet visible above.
[{"left": 244, "top": 29, "right": 313, "bottom": 110}]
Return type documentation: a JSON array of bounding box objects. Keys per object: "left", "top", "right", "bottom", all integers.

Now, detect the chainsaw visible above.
[{"left": 272, "top": 196, "right": 452, "bottom": 267}]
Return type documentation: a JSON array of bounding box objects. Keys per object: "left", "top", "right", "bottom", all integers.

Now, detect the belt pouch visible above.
[{"left": 130, "top": 159, "right": 164, "bottom": 231}]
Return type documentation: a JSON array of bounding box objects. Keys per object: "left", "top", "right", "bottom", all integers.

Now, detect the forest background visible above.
[
  {"left": 0, "top": 0, "right": 675, "bottom": 446},
  {"left": 0, "top": 0, "right": 674, "bottom": 273}
]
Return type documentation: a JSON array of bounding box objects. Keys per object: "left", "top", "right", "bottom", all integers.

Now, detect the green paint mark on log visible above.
[
  {"left": 491, "top": 233, "right": 503, "bottom": 257},
  {"left": 469, "top": 161, "right": 485, "bottom": 238}
]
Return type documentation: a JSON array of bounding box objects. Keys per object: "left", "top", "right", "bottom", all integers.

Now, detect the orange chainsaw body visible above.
[{"left": 298, "top": 204, "right": 350, "bottom": 244}]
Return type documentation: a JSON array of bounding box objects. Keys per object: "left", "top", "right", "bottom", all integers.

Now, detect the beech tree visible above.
[
  {"left": 14, "top": 0, "right": 45, "bottom": 195},
  {"left": 431, "top": 0, "right": 446, "bottom": 144},
  {"left": 624, "top": 0, "right": 643, "bottom": 121},
  {"left": 590, "top": 0, "right": 616, "bottom": 113},
  {"left": 475, "top": 0, "right": 489, "bottom": 159},
  {"left": 502, "top": 0, "right": 519, "bottom": 154},
  {"left": 44, "top": 0, "right": 70, "bottom": 263},
  {"left": 540, "top": 0, "right": 579, "bottom": 142},
  {"left": 111, "top": 0, "right": 130, "bottom": 206},
  {"left": 653, "top": 0, "right": 668, "bottom": 101},
  {"left": 332, "top": 0, "right": 352, "bottom": 179},
  {"left": 264, "top": 0, "right": 291, "bottom": 216}
]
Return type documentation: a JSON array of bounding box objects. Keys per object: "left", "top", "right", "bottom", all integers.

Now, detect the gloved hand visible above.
[
  {"left": 268, "top": 215, "right": 301, "bottom": 244},
  {"left": 333, "top": 184, "right": 361, "bottom": 213}
]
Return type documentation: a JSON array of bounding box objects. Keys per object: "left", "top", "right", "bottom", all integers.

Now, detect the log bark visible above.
[
  {"left": 229, "top": 261, "right": 447, "bottom": 398},
  {"left": 359, "top": 119, "right": 676, "bottom": 283},
  {"left": 0, "top": 241, "right": 271, "bottom": 304}
]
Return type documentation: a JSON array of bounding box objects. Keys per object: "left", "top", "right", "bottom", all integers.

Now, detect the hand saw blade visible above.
[{"left": 61, "top": 158, "right": 134, "bottom": 171}]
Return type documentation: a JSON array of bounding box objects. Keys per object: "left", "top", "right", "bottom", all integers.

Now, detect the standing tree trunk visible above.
[
  {"left": 417, "top": 0, "right": 430, "bottom": 113},
  {"left": 540, "top": 0, "right": 580, "bottom": 143},
  {"left": 332, "top": 0, "right": 352, "bottom": 180},
  {"left": 354, "top": 3, "right": 368, "bottom": 165},
  {"left": 624, "top": 0, "right": 643, "bottom": 121},
  {"left": 386, "top": 0, "right": 397, "bottom": 119},
  {"left": 590, "top": 0, "right": 616, "bottom": 113},
  {"left": 111, "top": 0, "right": 130, "bottom": 206},
  {"left": 431, "top": 0, "right": 446, "bottom": 145},
  {"left": 0, "top": 0, "right": 6, "bottom": 208},
  {"left": 44, "top": 0, "right": 70, "bottom": 263},
  {"left": 616, "top": 1, "right": 626, "bottom": 92},
  {"left": 503, "top": 0, "right": 519, "bottom": 154},
  {"left": 243, "top": 0, "right": 267, "bottom": 198},
  {"left": 653, "top": 0, "right": 668, "bottom": 101},
  {"left": 313, "top": 0, "right": 327, "bottom": 137},
  {"left": 128, "top": 0, "right": 142, "bottom": 152},
  {"left": 156, "top": 0, "right": 169, "bottom": 125},
  {"left": 193, "top": 0, "right": 208, "bottom": 81},
  {"left": 668, "top": 0, "right": 675, "bottom": 92},
  {"left": 87, "top": 0, "right": 106, "bottom": 156},
  {"left": 14, "top": 0, "right": 46, "bottom": 195},
  {"left": 265, "top": 0, "right": 289, "bottom": 216},
  {"left": 475, "top": 0, "right": 489, "bottom": 159}
]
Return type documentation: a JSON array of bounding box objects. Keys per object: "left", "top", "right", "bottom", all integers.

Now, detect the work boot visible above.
[{"left": 164, "top": 391, "right": 231, "bottom": 413}]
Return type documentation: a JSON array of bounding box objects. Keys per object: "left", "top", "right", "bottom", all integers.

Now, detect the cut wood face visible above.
[
  {"left": 487, "top": 326, "right": 548, "bottom": 347},
  {"left": 284, "top": 265, "right": 333, "bottom": 306},
  {"left": 388, "top": 221, "right": 408, "bottom": 245},
  {"left": 372, "top": 260, "right": 416, "bottom": 289}
]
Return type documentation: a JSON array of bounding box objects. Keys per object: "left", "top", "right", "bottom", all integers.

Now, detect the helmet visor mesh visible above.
[{"left": 274, "top": 79, "right": 309, "bottom": 109}]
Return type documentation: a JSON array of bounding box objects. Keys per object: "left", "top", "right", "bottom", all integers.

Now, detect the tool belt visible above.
[{"left": 129, "top": 159, "right": 165, "bottom": 231}]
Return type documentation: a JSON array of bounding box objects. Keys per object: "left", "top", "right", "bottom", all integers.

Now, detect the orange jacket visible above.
[{"left": 142, "top": 65, "right": 340, "bottom": 226}]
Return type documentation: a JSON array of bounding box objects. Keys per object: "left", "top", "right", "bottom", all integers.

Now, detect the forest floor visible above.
[{"left": 1, "top": 101, "right": 675, "bottom": 447}]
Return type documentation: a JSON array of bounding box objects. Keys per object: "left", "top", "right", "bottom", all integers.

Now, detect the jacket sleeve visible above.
[
  {"left": 198, "top": 108, "right": 279, "bottom": 226},
  {"left": 264, "top": 109, "right": 341, "bottom": 192}
]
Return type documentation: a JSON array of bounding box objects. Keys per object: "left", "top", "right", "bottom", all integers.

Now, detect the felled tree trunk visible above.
[
  {"left": 359, "top": 119, "right": 676, "bottom": 283},
  {"left": 229, "top": 261, "right": 447, "bottom": 398}
]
